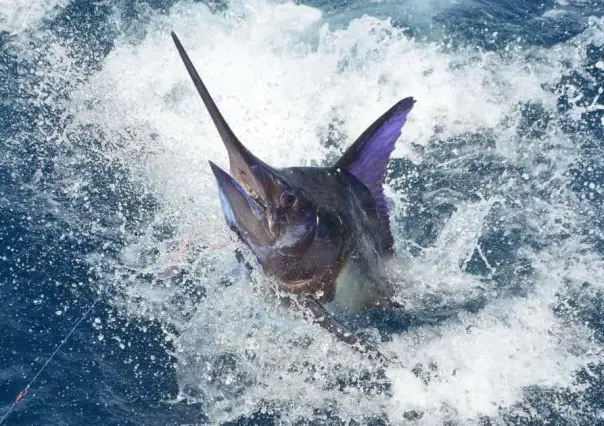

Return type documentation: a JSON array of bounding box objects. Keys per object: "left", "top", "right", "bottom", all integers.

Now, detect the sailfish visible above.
[{"left": 171, "top": 32, "right": 415, "bottom": 362}]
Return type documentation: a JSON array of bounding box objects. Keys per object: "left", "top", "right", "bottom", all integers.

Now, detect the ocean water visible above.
[{"left": 1, "top": 0, "right": 604, "bottom": 424}]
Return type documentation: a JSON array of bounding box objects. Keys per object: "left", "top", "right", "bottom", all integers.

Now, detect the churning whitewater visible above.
[{"left": 1, "top": 0, "right": 604, "bottom": 424}]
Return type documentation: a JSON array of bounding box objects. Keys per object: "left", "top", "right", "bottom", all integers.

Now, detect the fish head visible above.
[{"left": 170, "top": 32, "right": 320, "bottom": 260}]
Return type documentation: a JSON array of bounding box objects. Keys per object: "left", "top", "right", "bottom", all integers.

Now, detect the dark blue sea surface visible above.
[{"left": 1, "top": 0, "right": 604, "bottom": 424}]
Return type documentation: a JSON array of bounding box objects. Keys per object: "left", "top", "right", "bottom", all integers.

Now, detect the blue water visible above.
[{"left": 1, "top": 0, "right": 604, "bottom": 424}]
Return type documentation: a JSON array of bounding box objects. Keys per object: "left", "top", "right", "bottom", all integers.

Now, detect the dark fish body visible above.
[{"left": 171, "top": 31, "right": 415, "bottom": 360}]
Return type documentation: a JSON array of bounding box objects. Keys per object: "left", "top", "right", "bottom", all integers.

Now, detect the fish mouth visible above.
[
  {"left": 209, "top": 160, "right": 286, "bottom": 246},
  {"left": 216, "top": 130, "right": 284, "bottom": 215}
]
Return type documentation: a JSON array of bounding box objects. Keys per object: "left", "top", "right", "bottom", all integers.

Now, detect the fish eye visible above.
[{"left": 279, "top": 190, "right": 297, "bottom": 209}]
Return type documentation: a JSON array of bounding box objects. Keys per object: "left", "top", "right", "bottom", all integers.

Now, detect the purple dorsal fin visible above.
[{"left": 335, "top": 97, "right": 415, "bottom": 256}]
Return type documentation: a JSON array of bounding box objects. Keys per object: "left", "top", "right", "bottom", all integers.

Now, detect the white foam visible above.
[
  {"left": 0, "top": 0, "right": 69, "bottom": 34},
  {"left": 387, "top": 280, "right": 596, "bottom": 421}
]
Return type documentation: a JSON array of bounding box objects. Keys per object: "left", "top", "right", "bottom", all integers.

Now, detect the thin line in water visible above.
[{"left": 0, "top": 288, "right": 107, "bottom": 425}]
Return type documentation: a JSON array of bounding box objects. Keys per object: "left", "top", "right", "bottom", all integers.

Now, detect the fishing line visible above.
[
  {"left": 0, "top": 240, "right": 190, "bottom": 424},
  {"left": 0, "top": 288, "right": 107, "bottom": 425}
]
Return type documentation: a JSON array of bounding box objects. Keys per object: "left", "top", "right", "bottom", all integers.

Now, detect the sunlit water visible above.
[{"left": 1, "top": 0, "right": 604, "bottom": 424}]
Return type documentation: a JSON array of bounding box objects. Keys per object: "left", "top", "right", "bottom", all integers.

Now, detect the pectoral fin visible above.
[
  {"left": 231, "top": 250, "right": 394, "bottom": 363},
  {"left": 299, "top": 295, "right": 396, "bottom": 364}
]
